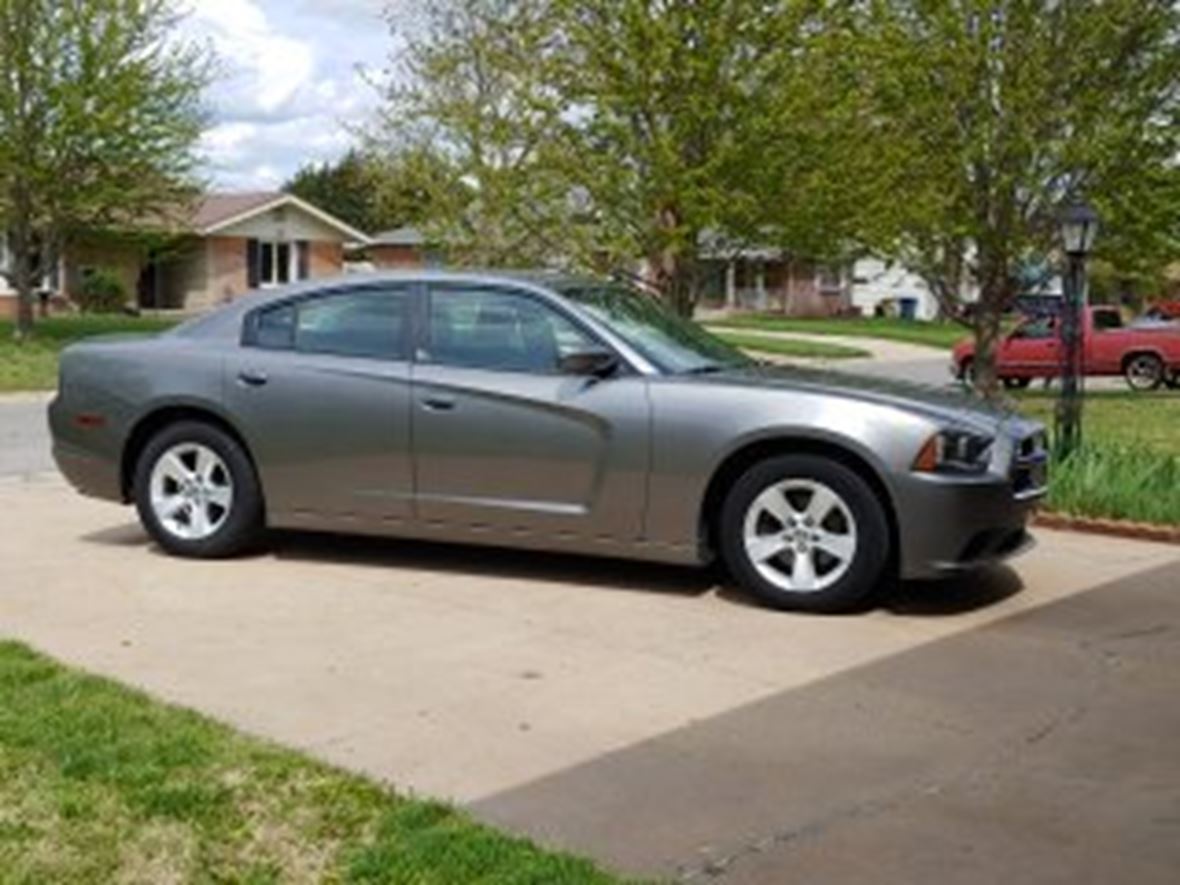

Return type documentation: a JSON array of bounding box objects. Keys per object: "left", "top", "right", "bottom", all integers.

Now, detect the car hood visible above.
[{"left": 685, "top": 363, "right": 1013, "bottom": 431}]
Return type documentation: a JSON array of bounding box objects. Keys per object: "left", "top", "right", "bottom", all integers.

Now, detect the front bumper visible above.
[
  {"left": 894, "top": 471, "right": 1041, "bottom": 579},
  {"left": 895, "top": 425, "right": 1048, "bottom": 579}
]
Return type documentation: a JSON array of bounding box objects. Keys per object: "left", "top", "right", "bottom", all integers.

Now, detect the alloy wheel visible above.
[
  {"left": 741, "top": 478, "right": 858, "bottom": 593},
  {"left": 149, "top": 442, "right": 234, "bottom": 541}
]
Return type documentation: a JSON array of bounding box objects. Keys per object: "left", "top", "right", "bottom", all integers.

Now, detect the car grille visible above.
[{"left": 1011, "top": 430, "right": 1049, "bottom": 499}]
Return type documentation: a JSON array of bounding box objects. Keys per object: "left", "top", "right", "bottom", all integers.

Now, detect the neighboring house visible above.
[
  {"left": 695, "top": 236, "right": 851, "bottom": 316},
  {"left": 849, "top": 257, "right": 943, "bottom": 321},
  {"left": 850, "top": 256, "right": 1066, "bottom": 321},
  {"left": 0, "top": 191, "right": 370, "bottom": 317},
  {"left": 0, "top": 235, "right": 64, "bottom": 319},
  {"left": 366, "top": 226, "right": 428, "bottom": 269}
]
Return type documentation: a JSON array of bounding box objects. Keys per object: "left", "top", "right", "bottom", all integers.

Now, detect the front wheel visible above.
[
  {"left": 719, "top": 455, "right": 890, "bottom": 613},
  {"left": 133, "top": 421, "right": 265, "bottom": 557},
  {"left": 1125, "top": 354, "right": 1164, "bottom": 391},
  {"left": 1002, "top": 376, "right": 1031, "bottom": 390}
]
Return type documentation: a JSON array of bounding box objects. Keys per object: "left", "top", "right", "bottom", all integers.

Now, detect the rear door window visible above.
[{"left": 249, "top": 288, "right": 410, "bottom": 360}]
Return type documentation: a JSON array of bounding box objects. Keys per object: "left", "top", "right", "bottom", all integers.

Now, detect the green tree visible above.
[
  {"left": 371, "top": 0, "right": 581, "bottom": 267},
  {"left": 0, "top": 0, "right": 210, "bottom": 339},
  {"left": 284, "top": 149, "right": 381, "bottom": 234},
  {"left": 375, "top": 0, "right": 877, "bottom": 312},
  {"left": 859, "top": 0, "right": 1180, "bottom": 394}
]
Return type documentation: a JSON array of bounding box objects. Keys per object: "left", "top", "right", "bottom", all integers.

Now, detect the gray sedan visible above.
[{"left": 49, "top": 271, "right": 1047, "bottom": 612}]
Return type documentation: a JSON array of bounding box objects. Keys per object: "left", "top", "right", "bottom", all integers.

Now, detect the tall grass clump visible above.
[{"left": 1048, "top": 441, "right": 1180, "bottom": 525}]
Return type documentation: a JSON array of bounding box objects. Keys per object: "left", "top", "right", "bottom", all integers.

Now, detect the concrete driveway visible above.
[{"left": 2, "top": 472, "right": 1179, "bottom": 882}]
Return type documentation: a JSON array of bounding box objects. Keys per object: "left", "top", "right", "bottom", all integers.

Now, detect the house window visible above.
[
  {"left": 817, "top": 264, "right": 844, "bottom": 294},
  {"left": 247, "top": 239, "right": 311, "bottom": 289}
]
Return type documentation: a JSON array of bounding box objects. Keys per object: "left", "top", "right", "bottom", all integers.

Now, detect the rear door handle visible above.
[
  {"left": 237, "top": 369, "right": 269, "bottom": 387},
  {"left": 420, "top": 395, "right": 456, "bottom": 412}
]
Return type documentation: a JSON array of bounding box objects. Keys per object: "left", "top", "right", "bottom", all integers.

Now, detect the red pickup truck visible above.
[{"left": 952, "top": 306, "right": 1180, "bottom": 391}]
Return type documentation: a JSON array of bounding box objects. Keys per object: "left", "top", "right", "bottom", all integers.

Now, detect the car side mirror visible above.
[{"left": 558, "top": 347, "right": 620, "bottom": 378}]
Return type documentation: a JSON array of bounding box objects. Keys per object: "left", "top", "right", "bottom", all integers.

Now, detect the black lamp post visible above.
[{"left": 1055, "top": 202, "right": 1100, "bottom": 458}]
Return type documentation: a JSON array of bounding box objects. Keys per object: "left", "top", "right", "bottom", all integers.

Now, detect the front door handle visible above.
[
  {"left": 237, "top": 369, "right": 269, "bottom": 387},
  {"left": 420, "top": 395, "right": 456, "bottom": 412}
]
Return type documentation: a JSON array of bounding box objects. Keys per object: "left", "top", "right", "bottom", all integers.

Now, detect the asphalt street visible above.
[{"left": 0, "top": 393, "right": 53, "bottom": 478}]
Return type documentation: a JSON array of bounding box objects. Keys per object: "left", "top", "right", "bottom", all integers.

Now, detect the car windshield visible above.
[{"left": 560, "top": 282, "right": 753, "bottom": 374}]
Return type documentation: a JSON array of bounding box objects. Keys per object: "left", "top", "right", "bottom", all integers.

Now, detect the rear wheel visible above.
[
  {"left": 133, "top": 421, "right": 264, "bottom": 557},
  {"left": 1124, "top": 353, "right": 1164, "bottom": 391},
  {"left": 719, "top": 455, "right": 890, "bottom": 613},
  {"left": 1001, "top": 376, "right": 1031, "bottom": 390}
]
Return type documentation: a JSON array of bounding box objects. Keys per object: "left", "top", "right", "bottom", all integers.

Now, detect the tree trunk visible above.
[
  {"left": 972, "top": 305, "right": 1003, "bottom": 398},
  {"left": 9, "top": 226, "right": 36, "bottom": 341},
  {"left": 971, "top": 250, "right": 1014, "bottom": 400},
  {"left": 649, "top": 247, "right": 697, "bottom": 317}
]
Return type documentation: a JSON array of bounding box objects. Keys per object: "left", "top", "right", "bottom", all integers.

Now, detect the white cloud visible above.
[{"left": 179, "top": 0, "right": 389, "bottom": 190}]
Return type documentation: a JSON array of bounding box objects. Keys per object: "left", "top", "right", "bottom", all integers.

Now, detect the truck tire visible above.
[{"left": 1124, "top": 353, "right": 1164, "bottom": 392}]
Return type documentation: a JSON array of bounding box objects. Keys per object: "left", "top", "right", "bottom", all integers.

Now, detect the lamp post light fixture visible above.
[{"left": 1055, "top": 201, "right": 1100, "bottom": 458}]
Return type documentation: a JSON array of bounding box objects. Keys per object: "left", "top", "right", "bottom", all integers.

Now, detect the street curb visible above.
[
  {"left": 1034, "top": 511, "right": 1180, "bottom": 545},
  {"left": 0, "top": 390, "right": 55, "bottom": 403}
]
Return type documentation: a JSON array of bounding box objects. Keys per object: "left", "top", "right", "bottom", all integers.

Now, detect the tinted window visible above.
[
  {"left": 561, "top": 283, "right": 750, "bottom": 373},
  {"left": 1093, "top": 309, "right": 1122, "bottom": 331},
  {"left": 425, "top": 288, "right": 598, "bottom": 373},
  {"left": 251, "top": 289, "right": 409, "bottom": 359},
  {"left": 254, "top": 303, "right": 295, "bottom": 349},
  {"left": 1013, "top": 316, "right": 1056, "bottom": 340}
]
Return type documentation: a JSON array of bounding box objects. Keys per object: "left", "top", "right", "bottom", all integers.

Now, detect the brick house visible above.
[
  {"left": 366, "top": 226, "right": 427, "bottom": 269},
  {"left": 695, "top": 244, "right": 851, "bottom": 316},
  {"left": 0, "top": 191, "right": 370, "bottom": 317}
]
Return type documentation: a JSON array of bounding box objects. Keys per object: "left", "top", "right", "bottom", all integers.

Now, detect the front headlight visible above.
[{"left": 912, "top": 429, "right": 994, "bottom": 475}]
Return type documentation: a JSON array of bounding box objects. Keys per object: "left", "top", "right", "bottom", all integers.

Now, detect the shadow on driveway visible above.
[{"left": 81, "top": 521, "right": 1025, "bottom": 617}]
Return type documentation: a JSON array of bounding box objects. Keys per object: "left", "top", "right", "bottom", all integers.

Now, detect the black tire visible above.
[
  {"left": 1124, "top": 353, "right": 1164, "bottom": 391},
  {"left": 959, "top": 358, "right": 975, "bottom": 386},
  {"left": 719, "top": 454, "right": 891, "bottom": 613},
  {"left": 1164, "top": 370, "right": 1180, "bottom": 391},
  {"left": 1001, "top": 376, "right": 1031, "bottom": 390},
  {"left": 133, "top": 420, "right": 265, "bottom": 558}
]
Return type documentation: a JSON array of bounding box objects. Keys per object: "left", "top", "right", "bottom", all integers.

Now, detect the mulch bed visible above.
[{"left": 1034, "top": 510, "right": 1180, "bottom": 545}]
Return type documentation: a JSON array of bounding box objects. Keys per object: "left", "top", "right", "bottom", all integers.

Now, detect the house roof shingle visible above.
[
  {"left": 370, "top": 226, "right": 426, "bottom": 247},
  {"left": 189, "top": 191, "right": 284, "bottom": 231}
]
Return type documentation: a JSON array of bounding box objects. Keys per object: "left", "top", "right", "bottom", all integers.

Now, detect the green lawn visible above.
[
  {"left": 1, "top": 314, "right": 179, "bottom": 392},
  {"left": 0, "top": 640, "right": 623, "bottom": 884},
  {"left": 707, "top": 315, "right": 965, "bottom": 350},
  {"left": 714, "top": 330, "right": 870, "bottom": 360},
  {"left": 1012, "top": 390, "right": 1180, "bottom": 456},
  {"left": 1012, "top": 391, "right": 1180, "bottom": 525}
]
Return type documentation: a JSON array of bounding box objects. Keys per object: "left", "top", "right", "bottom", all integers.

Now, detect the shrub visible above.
[{"left": 76, "top": 268, "right": 128, "bottom": 313}]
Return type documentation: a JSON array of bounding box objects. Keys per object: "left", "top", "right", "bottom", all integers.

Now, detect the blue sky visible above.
[{"left": 180, "top": 0, "right": 398, "bottom": 191}]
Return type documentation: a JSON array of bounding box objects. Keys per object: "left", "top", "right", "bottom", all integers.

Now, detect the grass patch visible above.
[
  {"left": 713, "top": 330, "right": 870, "bottom": 360},
  {"left": 0, "top": 640, "right": 624, "bottom": 884},
  {"left": 1007, "top": 390, "right": 1180, "bottom": 525},
  {"left": 708, "top": 315, "right": 965, "bottom": 350},
  {"left": 0, "top": 314, "right": 178, "bottom": 393},
  {"left": 1046, "top": 442, "right": 1180, "bottom": 525},
  {"left": 1012, "top": 390, "right": 1180, "bottom": 456}
]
